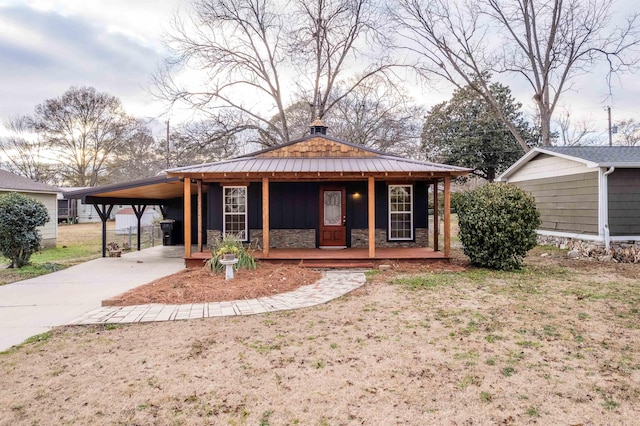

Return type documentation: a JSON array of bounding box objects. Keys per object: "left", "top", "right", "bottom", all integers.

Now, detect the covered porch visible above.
[{"left": 185, "top": 246, "right": 448, "bottom": 268}]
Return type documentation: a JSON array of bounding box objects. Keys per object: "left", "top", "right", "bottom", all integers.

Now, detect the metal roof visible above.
[
  {"left": 168, "top": 155, "right": 469, "bottom": 175},
  {"left": 0, "top": 169, "right": 59, "bottom": 194}
]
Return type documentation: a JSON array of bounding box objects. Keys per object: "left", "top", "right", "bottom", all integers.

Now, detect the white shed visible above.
[{"left": 115, "top": 207, "right": 160, "bottom": 234}]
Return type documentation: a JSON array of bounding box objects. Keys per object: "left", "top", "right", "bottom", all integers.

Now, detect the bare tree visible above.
[
  {"left": 0, "top": 116, "right": 60, "bottom": 184},
  {"left": 613, "top": 118, "right": 640, "bottom": 146},
  {"left": 33, "top": 87, "right": 134, "bottom": 186},
  {"left": 554, "top": 107, "right": 597, "bottom": 146},
  {"left": 162, "top": 119, "right": 242, "bottom": 168},
  {"left": 326, "top": 77, "right": 424, "bottom": 156},
  {"left": 106, "top": 120, "right": 164, "bottom": 183},
  {"left": 393, "top": 0, "right": 640, "bottom": 148},
  {"left": 156, "top": 0, "right": 391, "bottom": 146}
]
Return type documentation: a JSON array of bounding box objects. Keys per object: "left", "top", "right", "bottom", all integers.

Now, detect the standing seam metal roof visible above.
[{"left": 167, "top": 155, "right": 470, "bottom": 174}]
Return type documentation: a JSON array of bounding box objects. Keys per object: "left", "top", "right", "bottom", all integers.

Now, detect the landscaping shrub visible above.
[
  {"left": 205, "top": 233, "right": 256, "bottom": 272},
  {"left": 0, "top": 192, "right": 50, "bottom": 268},
  {"left": 457, "top": 183, "right": 540, "bottom": 270}
]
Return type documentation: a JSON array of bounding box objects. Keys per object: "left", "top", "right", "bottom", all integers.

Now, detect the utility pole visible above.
[{"left": 606, "top": 106, "right": 612, "bottom": 147}]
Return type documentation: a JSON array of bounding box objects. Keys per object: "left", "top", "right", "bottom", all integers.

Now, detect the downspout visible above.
[{"left": 601, "top": 167, "right": 615, "bottom": 249}]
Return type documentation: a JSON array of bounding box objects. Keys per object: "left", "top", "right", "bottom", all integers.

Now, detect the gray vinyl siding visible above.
[
  {"left": 608, "top": 169, "right": 640, "bottom": 236},
  {"left": 513, "top": 172, "right": 599, "bottom": 235}
]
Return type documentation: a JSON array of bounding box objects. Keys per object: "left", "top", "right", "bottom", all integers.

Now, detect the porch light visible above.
[{"left": 353, "top": 192, "right": 361, "bottom": 199}]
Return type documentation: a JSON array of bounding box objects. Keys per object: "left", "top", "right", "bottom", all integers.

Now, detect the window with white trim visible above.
[
  {"left": 388, "top": 185, "right": 413, "bottom": 240},
  {"left": 223, "top": 186, "right": 247, "bottom": 240}
]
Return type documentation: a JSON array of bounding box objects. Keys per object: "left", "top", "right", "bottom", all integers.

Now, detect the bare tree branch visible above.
[{"left": 393, "top": 0, "right": 640, "bottom": 147}]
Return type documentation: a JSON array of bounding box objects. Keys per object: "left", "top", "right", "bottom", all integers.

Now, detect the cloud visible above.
[{"left": 0, "top": 5, "right": 166, "bottom": 118}]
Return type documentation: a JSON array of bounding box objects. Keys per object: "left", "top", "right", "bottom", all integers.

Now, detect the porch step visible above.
[{"left": 298, "top": 259, "right": 375, "bottom": 269}]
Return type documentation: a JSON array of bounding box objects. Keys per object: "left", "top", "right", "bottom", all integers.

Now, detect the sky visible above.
[{"left": 1, "top": 0, "right": 640, "bottom": 143}]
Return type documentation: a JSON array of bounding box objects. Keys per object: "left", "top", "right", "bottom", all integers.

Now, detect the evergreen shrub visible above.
[{"left": 457, "top": 183, "right": 540, "bottom": 270}]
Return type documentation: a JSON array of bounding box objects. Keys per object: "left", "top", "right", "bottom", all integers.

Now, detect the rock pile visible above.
[{"left": 537, "top": 235, "right": 640, "bottom": 263}]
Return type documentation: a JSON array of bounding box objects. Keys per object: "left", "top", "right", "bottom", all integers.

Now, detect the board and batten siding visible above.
[
  {"left": 608, "top": 169, "right": 640, "bottom": 236},
  {"left": 512, "top": 173, "right": 599, "bottom": 235},
  {"left": 507, "top": 153, "right": 591, "bottom": 182}
]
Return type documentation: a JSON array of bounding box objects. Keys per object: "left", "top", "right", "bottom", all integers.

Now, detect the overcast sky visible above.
[{"left": 1, "top": 0, "right": 640, "bottom": 142}]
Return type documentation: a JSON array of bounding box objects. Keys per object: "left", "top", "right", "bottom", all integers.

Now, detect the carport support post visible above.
[
  {"left": 444, "top": 176, "right": 451, "bottom": 257},
  {"left": 184, "top": 178, "right": 192, "bottom": 259},
  {"left": 368, "top": 176, "right": 375, "bottom": 258},
  {"left": 131, "top": 205, "right": 147, "bottom": 251},
  {"left": 433, "top": 181, "right": 439, "bottom": 251},
  {"left": 197, "top": 180, "right": 203, "bottom": 252},
  {"left": 94, "top": 203, "right": 114, "bottom": 257},
  {"left": 262, "top": 177, "right": 270, "bottom": 257}
]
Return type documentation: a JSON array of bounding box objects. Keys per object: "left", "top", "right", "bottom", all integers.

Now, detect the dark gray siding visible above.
[
  {"left": 608, "top": 169, "right": 640, "bottom": 236},
  {"left": 513, "top": 172, "right": 598, "bottom": 234}
]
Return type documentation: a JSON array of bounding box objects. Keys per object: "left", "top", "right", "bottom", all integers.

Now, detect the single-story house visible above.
[
  {"left": 0, "top": 169, "right": 58, "bottom": 248},
  {"left": 498, "top": 146, "right": 640, "bottom": 252},
  {"left": 66, "top": 121, "right": 470, "bottom": 265}
]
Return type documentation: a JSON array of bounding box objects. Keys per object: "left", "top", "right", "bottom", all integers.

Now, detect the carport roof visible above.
[{"left": 63, "top": 175, "right": 191, "bottom": 204}]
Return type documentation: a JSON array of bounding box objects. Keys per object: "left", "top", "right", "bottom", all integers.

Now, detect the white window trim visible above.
[
  {"left": 223, "top": 186, "right": 248, "bottom": 241},
  {"left": 388, "top": 184, "right": 414, "bottom": 241}
]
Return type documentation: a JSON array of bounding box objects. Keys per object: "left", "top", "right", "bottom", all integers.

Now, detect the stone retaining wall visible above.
[
  {"left": 207, "top": 229, "right": 316, "bottom": 249},
  {"left": 351, "top": 228, "right": 429, "bottom": 248},
  {"left": 537, "top": 234, "right": 640, "bottom": 263}
]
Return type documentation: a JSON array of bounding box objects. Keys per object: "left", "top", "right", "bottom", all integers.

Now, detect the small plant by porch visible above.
[{"left": 205, "top": 233, "right": 256, "bottom": 274}]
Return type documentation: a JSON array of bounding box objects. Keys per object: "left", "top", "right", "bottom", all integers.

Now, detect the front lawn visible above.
[{"left": 0, "top": 248, "right": 638, "bottom": 424}]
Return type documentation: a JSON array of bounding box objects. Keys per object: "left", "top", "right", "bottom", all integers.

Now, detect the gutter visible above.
[{"left": 600, "top": 166, "right": 615, "bottom": 249}]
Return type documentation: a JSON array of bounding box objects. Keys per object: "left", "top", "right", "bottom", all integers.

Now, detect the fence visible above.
[{"left": 104, "top": 224, "right": 164, "bottom": 252}]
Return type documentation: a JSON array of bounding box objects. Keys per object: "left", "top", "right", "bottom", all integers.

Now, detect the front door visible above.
[{"left": 319, "top": 186, "right": 346, "bottom": 247}]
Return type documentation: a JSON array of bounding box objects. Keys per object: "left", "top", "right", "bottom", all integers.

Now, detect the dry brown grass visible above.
[{"left": 0, "top": 248, "right": 639, "bottom": 425}]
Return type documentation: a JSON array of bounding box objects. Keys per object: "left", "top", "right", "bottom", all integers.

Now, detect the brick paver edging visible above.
[{"left": 67, "top": 271, "right": 366, "bottom": 325}]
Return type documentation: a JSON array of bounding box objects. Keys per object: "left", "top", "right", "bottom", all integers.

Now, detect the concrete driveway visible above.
[{"left": 0, "top": 246, "right": 185, "bottom": 351}]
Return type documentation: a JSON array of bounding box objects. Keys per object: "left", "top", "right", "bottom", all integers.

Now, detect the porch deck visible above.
[{"left": 185, "top": 247, "right": 447, "bottom": 268}]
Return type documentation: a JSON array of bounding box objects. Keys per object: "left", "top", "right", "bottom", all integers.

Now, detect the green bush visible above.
[
  {"left": 457, "top": 183, "right": 540, "bottom": 270},
  {"left": 205, "top": 233, "right": 256, "bottom": 272},
  {"left": 0, "top": 192, "right": 50, "bottom": 268}
]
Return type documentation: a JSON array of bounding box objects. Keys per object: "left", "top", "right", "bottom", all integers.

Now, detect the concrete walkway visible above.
[
  {"left": 0, "top": 246, "right": 184, "bottom": 351},
  {"left": 68, "top": 271, "right": 366, "bottom": 325},
  {"left": 1, "top": 246, "right": 367, "bottom": 351}
]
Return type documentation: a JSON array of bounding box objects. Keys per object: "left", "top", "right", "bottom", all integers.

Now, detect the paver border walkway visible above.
[{"left": 68, "top": 270, "right": 366, "bottom": 325}]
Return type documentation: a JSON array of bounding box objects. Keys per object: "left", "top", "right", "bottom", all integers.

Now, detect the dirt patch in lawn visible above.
[
  {"left": 1, "top": 250, "right": 639, "bottom": 425},
  {"left": 103, "top": 263, "right": 323, "bottom": 306}
]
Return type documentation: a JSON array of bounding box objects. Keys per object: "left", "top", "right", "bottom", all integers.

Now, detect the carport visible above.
[{"left": 64, "top": 175, "right": 198, "bottom": 257}]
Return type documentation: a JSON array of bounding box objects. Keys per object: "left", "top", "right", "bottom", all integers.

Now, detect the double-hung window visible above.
[
  {"left": 388, "top": 184, "right": 413, "bottom": 240},
  {"left": 223, "top": 186, "right": 247, "bottom": 240}
]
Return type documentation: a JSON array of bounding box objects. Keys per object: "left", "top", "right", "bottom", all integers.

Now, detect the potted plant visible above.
[
  {"left": 107, "top": 241, "right": 121, "bottom": 257},
  {"left": 216, "top": 241, "right": 240, "bottom": 261}
]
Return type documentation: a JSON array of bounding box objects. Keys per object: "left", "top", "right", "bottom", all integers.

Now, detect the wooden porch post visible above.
[
  {"left": 197, "top": 180, "right": 203, "bottom": 252},
  {"left": 183, "top": 178, "right": 192, "bottom": 259},
  {"left": 444, "top": 176, "right": 451, "bottom": 257},
  {"left": 368, "top": 176, "right": 375, "bottom": 258},
  {"left": 262, "top": 177, "right": 270, "bottom": 257},
  {"left": 433, "top": 181, "right": 439, "bottom": 251}
]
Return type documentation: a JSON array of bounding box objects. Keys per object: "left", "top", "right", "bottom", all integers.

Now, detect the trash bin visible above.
[{"left": 160, "top": 219, "right": 176, "bottom": 246}]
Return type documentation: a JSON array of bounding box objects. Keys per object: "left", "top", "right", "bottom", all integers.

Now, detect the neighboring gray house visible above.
[
  {"left": 498, "top": 146, "right": 640, "bottom": 250},
  {"left": 58, "top": 188, "right": 129, "bottom": 223},
  {"left": 0, "top": 170, "right": 58, "bottom": 248}
]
